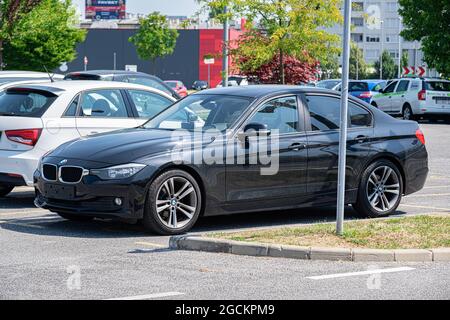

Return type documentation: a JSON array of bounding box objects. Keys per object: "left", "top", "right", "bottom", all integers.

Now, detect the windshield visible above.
[
  {"left": 425, "top": 81, "right": 450, "bottom": 92},
  {"left": 349, "top": 82, "right": 369, "bottom": 92},
  {"left": 0, "top": 89, "right": 57, "bottom": 117},
  {"left": 317, "top": 80, "right": 340, "bottom": 89},
  {"left": 143, "top": 94, "right": 254, "bottom": 132}
]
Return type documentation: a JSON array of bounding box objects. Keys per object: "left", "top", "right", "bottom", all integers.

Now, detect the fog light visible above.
[{"left": 114, "top": 198, "right": 123, "bottom": 206}]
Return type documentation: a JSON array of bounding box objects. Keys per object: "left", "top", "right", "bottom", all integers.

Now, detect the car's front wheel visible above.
[
  {"left": 353, "top": 160, "right": 403, "bottom": 218},
  {"left": 0, "top": 184, "right": 14, "bottom": 197},
  {"left": 402, "top": 104, "right": 414, "bottom": 120},
  {"left": 143, "top": 169, "right": 202, "bottom": 235}
]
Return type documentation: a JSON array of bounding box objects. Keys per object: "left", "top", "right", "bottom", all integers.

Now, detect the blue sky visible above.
[{"left": 73, "top": 0, "right": 200, "bottom": 17}]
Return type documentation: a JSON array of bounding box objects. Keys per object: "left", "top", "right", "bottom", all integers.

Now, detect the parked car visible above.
[
  {"left": 192, "top": 80, "right": 208, "bottom": 91},
  {"left": 35, "top": 85, "right": 428, "bottom": 235},
  {"left": 164, "top": 80, "right": 188, "bottom": 97},
  {"left": 0, "top": 71, "right": 64, "bottom": 84},
  {"left": 0, "top": 81, "right": 176, "bottom": 197},
  {"left": 216, "top": 80, "right": 239, "bottom": 88},
  {"left": 316, "top": 79, "right": 341, "bottom": 90},
  {"left": 335, "top": 80, "right": 387, "bottom": 104},
  {"left": 216, "top": 75, "right": 248, "bottom": 88},
  {"left": 371, "top": 78, "right": 450, "bottom": 120},
  {"left": 64, "top": 70, "right": 181, "bottom": 100}
]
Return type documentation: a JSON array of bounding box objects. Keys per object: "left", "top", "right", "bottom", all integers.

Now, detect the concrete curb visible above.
[{"left": 169, "top": 236, "right": 450, "bottom": 262}]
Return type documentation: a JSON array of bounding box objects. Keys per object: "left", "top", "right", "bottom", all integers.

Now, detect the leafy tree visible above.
[
  {"left": 401, "top": 50, "right": 409, "bottom": 69},
  {"left": 3, "top": 0, "right": 86, "bottom": 71},
  {"left": 240, "top": 53, "right": 319, "bottom": 84},
  {"left": 200, "top": 0, "right": 342, "bottom": 84},
  {"left": 374, "top": 50, "right": 397, "bottom": 79},
  {"left": 398, "top": 0, "right": 450, "bottom": 77},
  {"left": 129, "top": 12, "right": 179, "bottom": 74},
  {"left": 0, "top": 0, "right": 43, "bottom": 69},
  {"left": 349, "top": 42, "right": 368, "bottom": 80}
]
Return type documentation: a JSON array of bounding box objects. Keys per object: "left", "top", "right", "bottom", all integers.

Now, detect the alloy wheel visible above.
[
  {"left": 366, "top": 166, "right": 400, "bottom": 213},
  {"left": 155, "top": 176, "right": 198, "bottom": 229},
  {"left": 403, "top": 107, "right": 412, "bottom": 120}
]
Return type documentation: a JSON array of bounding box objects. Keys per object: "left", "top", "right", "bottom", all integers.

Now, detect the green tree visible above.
[
  {"left": 349, "top": 42, "right": 368, "bottom": 79},
  {"left": 374, "top": 50, "right": 397, "bottom": 79},
  {"left": 398, "top": 0, "right": 450, "bottom": 77},
  {"left": 129, "top": 12, "right": 179, "bottom": 74},
  {"left": 3, "top": 0, "right": 86, "bottom": 71},
  {"left": 0, "top": 0, "right": 43, "bottom": 69},
  {"left": 200, "top": 0, "right": 342, "bottom": 84},
  {"left": 401, "top": 50, "right": 409, "bottom": 68}
]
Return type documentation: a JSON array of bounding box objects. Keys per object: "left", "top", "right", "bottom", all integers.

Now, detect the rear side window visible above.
[
  {"left": 350, "top": 103, "right": 372, "bottom": 127},
  {"left": 306, "top": 95, "right": 340, "bottom": 131},
  {"left": 425, "top": 81, "right": 450, "bottom": 92},
  {"left": 0, "top": 89, "right": 57, "bottom": 117},
  {"left": 349, "top": 82, "right": 369, "bottom": 92}
]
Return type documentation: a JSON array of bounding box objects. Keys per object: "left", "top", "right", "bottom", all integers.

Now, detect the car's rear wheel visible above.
[
  {"left": 143, "top": 169, "right": 202, "bottom": 235},
  {"left": 402, "top": 104, "right": 414, "bottom": 120},
  {"left": 0, "top": 184, "right": 14, "bottom": 197},
  {"left": 56, "top": 212, "right": 94, "bottom": 222},
  {"left": 353, "top": 160, "right": 403, "bottom": 218}
]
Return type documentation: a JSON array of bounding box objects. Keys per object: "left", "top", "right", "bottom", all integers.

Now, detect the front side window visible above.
[
  {"left": 383, "top": 81, "right": 398, "bottom": 93},
  {"left": 144, "top": 94, "right": 254, "bottom": 131},
  {"left": 306, "top": 95, "right": 341, "bottom": 131},
  {"left": 0, "top": 89, "right": 56, "bottom": 117},
  {"left": 247, "top": 96, "right": 299, "bottom": 134},
  {"left": 128, "top": 90, "right": 173, "bottom": 118},
  {"left": 79, "top": 89, "right": 128, "bottom": 118}
]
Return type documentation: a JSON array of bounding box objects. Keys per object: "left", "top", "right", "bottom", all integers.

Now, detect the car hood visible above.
[{"left": 49, "top": 128, "right": 199, "bottom": 165}]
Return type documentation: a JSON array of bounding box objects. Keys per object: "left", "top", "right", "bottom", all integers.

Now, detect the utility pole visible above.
[
  {"left": 222, "top": 6, "right": 229, "bottom": 87},
  {"left": 336, "top": 0, "right": 352, "bottom": 236},
  {"left": 380, "top": 19, "right": 384, "bottom": 79},
  {"left": 398, "top": 17, "right": 402, "bottom": 78}
]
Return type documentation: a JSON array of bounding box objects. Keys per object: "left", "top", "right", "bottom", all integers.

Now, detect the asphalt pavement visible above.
[{"left": 0, "top": 122, "right": 449, "bottom": 300}]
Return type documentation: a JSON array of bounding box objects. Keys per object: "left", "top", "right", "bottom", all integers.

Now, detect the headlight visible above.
[{"left": 90, "top": 163, "right": 146, "bottom": 180}]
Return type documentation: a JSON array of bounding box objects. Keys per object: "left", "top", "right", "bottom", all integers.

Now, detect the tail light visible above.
[
  {"left": 418, "top": 90, "right": 426, "bottom": 101},
  {"left": 415, "top": 129, "right": 425, "bottom": 145},
  {"left": 358, "top": 92, "right": 372, "bottom": 99},
  {"left": 5, "top": 129, "right": 42, "bottom": 146}
]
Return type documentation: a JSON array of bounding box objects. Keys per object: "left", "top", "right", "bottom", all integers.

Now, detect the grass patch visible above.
[{"left": 207, "top": 215, "right": 450, "bottom": 249}]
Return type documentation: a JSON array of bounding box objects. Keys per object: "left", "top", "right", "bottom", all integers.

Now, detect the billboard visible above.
[{"left": 85, "top": 0, "right": 126, "bottom": 20}]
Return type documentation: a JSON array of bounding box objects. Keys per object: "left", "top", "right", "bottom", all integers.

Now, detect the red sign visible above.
[
  {"left": 85, "top": 0, "right": 126, "bottom": 20},
  {"left": 403, "top": 66, "right": 426, "bottom": 77}
]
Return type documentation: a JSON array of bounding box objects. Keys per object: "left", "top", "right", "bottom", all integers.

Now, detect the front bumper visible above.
[{"left": 34, "top": 159, "right": 156, "bottom": 219}]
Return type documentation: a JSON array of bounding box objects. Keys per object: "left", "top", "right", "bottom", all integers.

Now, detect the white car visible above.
[
  {"left": 371, "top": 78, "right": 450, "bottom": 120},
  {"left": 0, "top": 71, "right": 64, "bottom": 84},
  {"left": 0, "top": 81, "right": 176, "bottom": 196}
]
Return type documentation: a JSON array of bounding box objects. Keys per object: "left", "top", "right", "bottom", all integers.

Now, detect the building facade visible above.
[{"left": 329, "top": 0, "right": 425, "bottom": 72}]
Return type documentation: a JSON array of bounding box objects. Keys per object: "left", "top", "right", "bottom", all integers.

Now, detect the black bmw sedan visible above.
[{"left": 34, "top": 86, "right": 428, "bottom": 235}]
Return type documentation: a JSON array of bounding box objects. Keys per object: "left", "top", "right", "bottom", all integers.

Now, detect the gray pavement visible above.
[{"left": 0, "top": 122, "right": 449, "bottom": 300}]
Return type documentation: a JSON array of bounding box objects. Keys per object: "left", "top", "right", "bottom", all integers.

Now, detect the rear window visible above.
[
  {"left": 349, "top": 82, "right": 369, "bottom": 92},
  {"left": 0, "top": 89, "right": 57, "bottom": 117},
  {"left": 425, "top": 81, "right": 450, "bottom": 92}
]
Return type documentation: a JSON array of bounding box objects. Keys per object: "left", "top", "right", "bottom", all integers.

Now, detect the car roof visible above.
[
  {"left": 66, "top": 70, "right": 157, "bottom": 78},
  {"left": 0, "top": 71, "right": 64, "bottom": 79},
  {"left": 6, "top": 80, "right": 176, "bottom": 99},
  {"left": 196, "top": 85, "right": 339, "bottom": 98}
]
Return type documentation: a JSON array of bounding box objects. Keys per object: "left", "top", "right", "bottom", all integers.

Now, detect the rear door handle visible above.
[
  {"left": 288, "top": 142, "right": 307, "bottom": 151},
  {"left": 355, "top": 135, "right": 369, "bottom": 143}
]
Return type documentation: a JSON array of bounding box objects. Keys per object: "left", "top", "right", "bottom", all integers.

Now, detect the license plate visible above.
[{"left": 43, "top": 184, "right": 75, "bottom": 200}]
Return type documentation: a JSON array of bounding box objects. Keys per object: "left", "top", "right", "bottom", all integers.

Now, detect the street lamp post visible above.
[
  {"left": 380, "top": 20, "right": 384, "bottom": 80},
  {"left": 222, "top": 5, "right": 229, "bottom": 87},
  {"left": 398, "top": 17, "right": 402, "bottom": 78},
  {"left": 336, "top": 0, "right": 352, "bottom": 236}
]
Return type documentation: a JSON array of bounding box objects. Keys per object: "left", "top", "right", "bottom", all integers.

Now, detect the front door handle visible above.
[{"left": 288, "top": 142, "right": 307, "bottom": 151}]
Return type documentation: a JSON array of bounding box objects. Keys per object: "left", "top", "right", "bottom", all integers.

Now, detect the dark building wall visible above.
[{"left": 66, "top": 29, "right": 200, "bottom": 87}]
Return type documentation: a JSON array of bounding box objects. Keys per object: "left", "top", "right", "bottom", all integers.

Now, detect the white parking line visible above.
[
  {"left": 307, "top": 267, "right": 415, "bottom": 280},
  {"left": 105, "top": 292, "right": 184, "bottom": 300}
]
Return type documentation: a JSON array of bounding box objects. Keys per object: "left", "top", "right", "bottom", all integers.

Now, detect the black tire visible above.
[
  {"left": 402, "top": 104, "right": 414, "bottom": 120},
  {"left": 0, "top": 184, "right": 14, "bottom": 197},
  {"left": 142, "top": 169, "right": 202, "bottom": 235},
  {"left": 353, "top": 159, "right": 403, "bottom": 218},
  {"left": 57, "top": 212, "right": 94, "bottom": 222}
]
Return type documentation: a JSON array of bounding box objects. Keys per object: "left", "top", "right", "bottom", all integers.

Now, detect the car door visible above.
[
  {"left": 75, "top": 89, "right": 139, "bottom": 137},
  {"left": 375, "top": 81, "right": 398, "bottom": 113},
  {"left": 125, "top": 89, "right": 175, "bottom": 125},
  {"left": 225, "top": 95, "right": 309, "bottom": 210},
  {"left": 303, "top": 94, "right": 373, "bottom": 204},
  {"left": 391, "top": 80, "right": 410, "bottom": 114}
]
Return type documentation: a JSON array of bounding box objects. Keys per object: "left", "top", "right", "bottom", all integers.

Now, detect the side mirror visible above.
[{"left": 237, "top": 123, "right": 271, "bottom": 142}]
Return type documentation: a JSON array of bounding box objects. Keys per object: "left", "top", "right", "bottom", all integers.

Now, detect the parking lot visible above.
[{"left": 1, "top": 122, "right": 449, "bottom": 300}]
